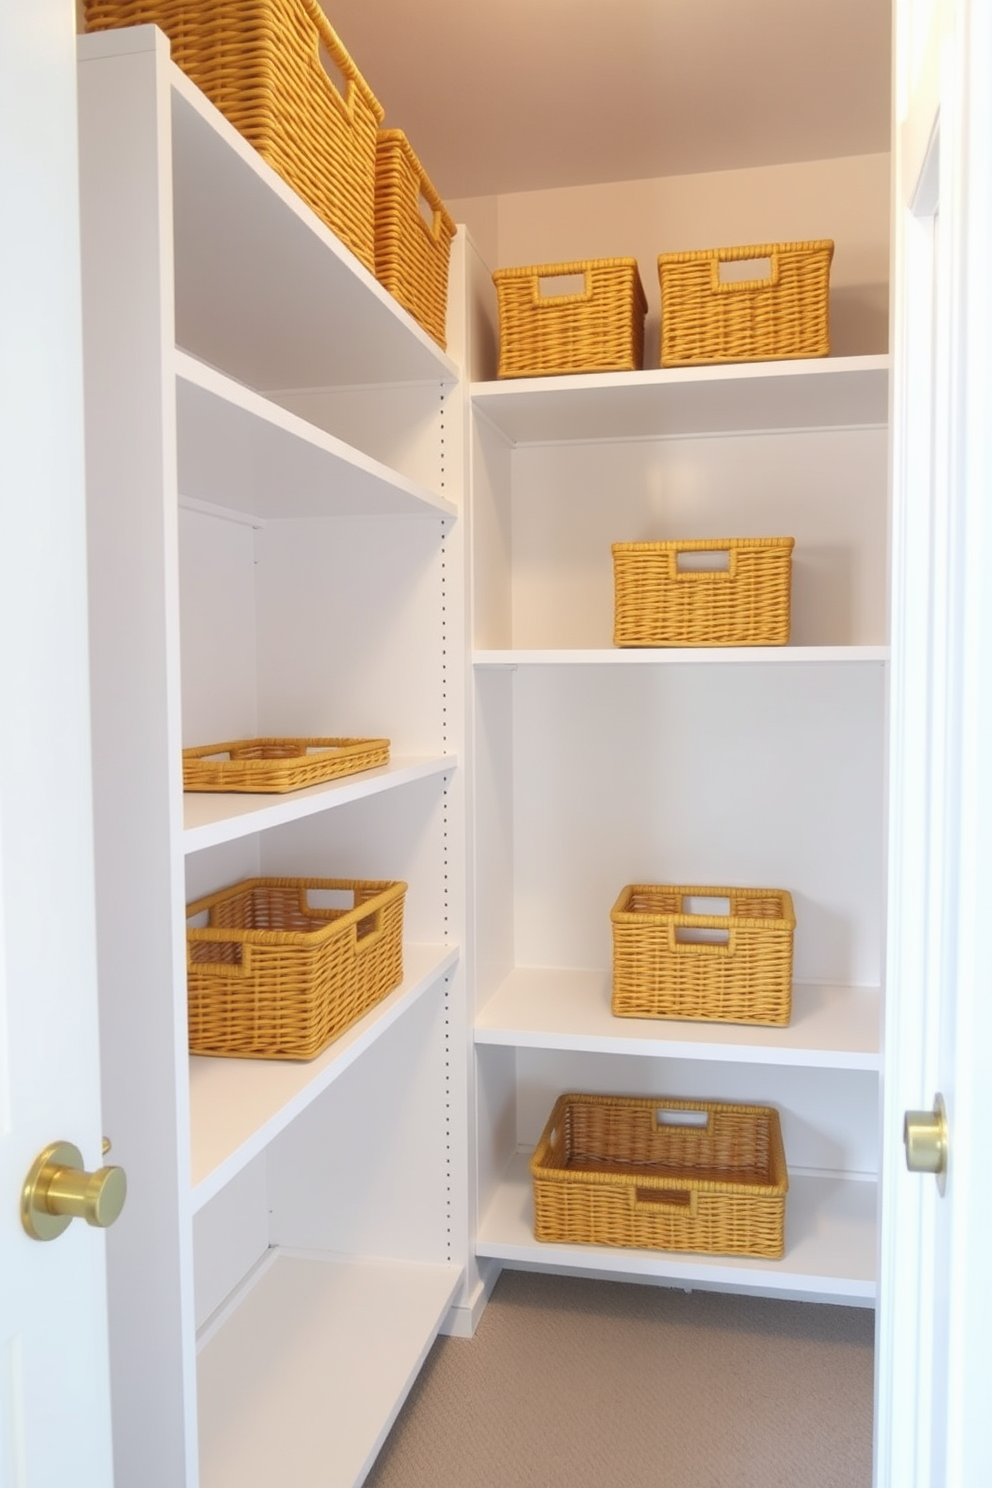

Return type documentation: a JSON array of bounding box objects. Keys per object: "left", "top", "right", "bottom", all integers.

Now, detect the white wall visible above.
[{"left": 451, "top": 152, "right": 890, "bottom": 367}]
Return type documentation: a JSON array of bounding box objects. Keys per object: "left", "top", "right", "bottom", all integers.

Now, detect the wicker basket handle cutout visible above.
[
  {"left": 669, "top": 924, "right": 735, "bottom": 956},
  {"left": 710, "top": 248, "right": 780, "bottom": 294},
  {"left": 530, "top": 269, "right": 593, "bottom": 308},
  {"left": 671, "top": 546, "right": 736, "bottom": 581},
  {"left": 306, "top": 0, "right": 384, "bottom": 127},
  {"left": 632, "top": 1186, "right": 699, "bottom": 1217}
]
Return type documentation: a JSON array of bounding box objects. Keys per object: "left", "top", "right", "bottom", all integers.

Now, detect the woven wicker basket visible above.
[
  {"left": 658, "top": 239, "right": 833, "bottom": 367},
  {"left": 612, "top": 537, "right": 794, "bottom": 647},
  {"left": 493, "top": 259, "right": 647, "bottom": 378},
  {"left": 375, "top": 130, "right": 456, "bottom": 349},
  {"left": 182, "top": 736, "right": 390, "bottom": 793},
  {"left": 531, "top": 1093, "right": 788, "bottom": 1258},
  {"left": 611, "top": 885, "right": 796, "bottom": 1026},
  {"left": 84, "top": 0, "right": 384, "bottom": 271},
  {"left": 186, "top": 876, "right": 405, "bottom": 1060}
]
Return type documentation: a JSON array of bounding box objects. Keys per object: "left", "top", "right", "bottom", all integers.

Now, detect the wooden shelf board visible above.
[
  {"left": 475, "top": 970, "right": 881, "bottom": 1070},
  {"left": 474, "top": 646, "right": 889, "bottom": 667},
  {"left": 472, "top": 356, "right": 889, "bottom": 445},
  {"left": 197, "top": 1249, "right": 462, "bottom": 1488},
  {"left": 176, "top": 353, "right": 456, "bottom": 520},
  {"left": 477, "top": 1152, "right": 876, "bottom": 1305},
  {"left": 182, "top": 754, "right": 458, "bottom": 853},
  {"left": 190, "top": 944, "right": 459, "bottom": 1208}
]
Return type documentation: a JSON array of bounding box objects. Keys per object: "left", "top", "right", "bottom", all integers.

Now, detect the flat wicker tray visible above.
[
  {"left": 186, "top": 876, "right": 406, "bottom": 1060},
  {"left": 84, "top": 0, "right": 384, "bottom": 271},
  {"left": 531, "top": 1093, "right": 788, "bottom": 1258},
  {"left": 611, "top": 885, "right": 796, "bottom": 1026},
  {"left": 182, "top": 737, "right": 390, "bottom": 793},
  {"left": 658, "top": 239, "right": 833, "bottom": 367},
  {"left": 375, "top": 130, "right": 456, "bottom": 349},
  {"left": 612, "top": 537, "right": 794, "bottom": 647},
  {"left": 493, "top": 258, "right": 647, "bottom": 378}
]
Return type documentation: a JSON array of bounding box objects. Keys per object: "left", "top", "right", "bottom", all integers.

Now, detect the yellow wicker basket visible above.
[
  {"left": 531, "top": 1093, "right": 788, "bottom": 1258},
  {"left": 612, "top": 537, "right": 794, "bottom": 647},
  {"left": 84, "top": 0, "right": 385, "bottom": 271},
  {"left": 182, "top": 736, "right": 390, "bottom": 793},
  {"left": 658, "top": 239, "right": 834, "bottom": 367},
  {"left": 493, "top": 259, "right": 647, "bottom": 378},
  {"left": 186, "top": 877, "right": 405, "bottom": 1060},
  {"left": 375, "top": 130, "right": 456, "bottom": 349},
  {"left": 611, "top": 885, "right": 796, "bottom": 1026}
]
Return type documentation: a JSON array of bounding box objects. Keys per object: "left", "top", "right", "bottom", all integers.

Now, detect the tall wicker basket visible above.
[
  {"left": 493, "top": 259, "right": 647, "bottom": 378},
  {"left": 84, "top": 0, "right": 385, "bottom": 272},
  {"left": 531, "top": 1093, "right": 788, "bottom": 1258},
  {"left": 658, "top": 240, "right": 833, "bottom": 367},
  {"left": 186, "top": 876, "right": 406, "bottom": 1060},
  {"left": 611, "top": 885, "right": 796, "bottom": 1026},
  {"left": 375, "top": 130, "right": 456, "bottom": 349}
]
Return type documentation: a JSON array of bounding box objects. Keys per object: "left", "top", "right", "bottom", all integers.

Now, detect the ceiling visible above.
[{"left": 320, "top": 0, "right": 892, "bottom": 200}]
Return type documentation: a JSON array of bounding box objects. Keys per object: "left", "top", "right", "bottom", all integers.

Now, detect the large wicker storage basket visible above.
[
  {"left": 612, "top": 537, "right": 795, "bottom": 647},
  {"left": 611, "top": 885, "right": 796, "bottom": 1027},
  {"left": 375, "top": 130, "right": 456, "bottom": 349},
  {"left": 493, "top": 259, "right": 647, "bottom": 378},
  {"left": 83, "top": 0, "right": 385, "bottom": 271},
  {"left": 658, "top": 239, "right": 833, "bottom": 367},
  {"left": 531, "top": 1093, "right": 788, "bottom": 1258},
  {"left": 182, "top": 736, "right": 390, "bottom": 793},
  {"left": 186, "top": 876, "right": 405, "bottom": 1060}
]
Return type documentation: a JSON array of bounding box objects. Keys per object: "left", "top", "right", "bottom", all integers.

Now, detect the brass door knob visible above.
[
  {"left": 904, "top": 1093, "right": 948, "bottom": 1194},
  {"left": 21, "top": 1140, "right": 127, "bottom": 1242}
]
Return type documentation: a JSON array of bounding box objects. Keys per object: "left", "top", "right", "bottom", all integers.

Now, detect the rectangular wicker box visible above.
[
  {"left": 84, "top": 0, "right": 384, "bottom": 272},
  {"left": 375, "top": 130, "right": 456, "bottom": 349},
  {"left": 493, "top": 258, "right": 647, "bottom": 378},
  {"left": 531, "top": 1093, "right": 788, "bottom": 1258},
  {"left": 186, "top": 876, "right": 405, "bottom": 1060},
  {"left": 611, "top": 885, "right": 796, "bottom": 1027},
  {"left": 612, "top": 537, "right": 794, "bottom": 647},
  {"left": 182, "top": 736, "right": 390, "bottom": 793},
  {"left": 658, "top": 239, "right": 833, "bottom": 367}
]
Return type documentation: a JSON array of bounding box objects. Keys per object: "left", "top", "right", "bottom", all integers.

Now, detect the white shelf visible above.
[
  {"left": 474, "top": 646, "right": 889, "bottom": 667},
  {"left": 183, "top": 755, "right": 458, "bottom": 854},
  {"left": 471, "top": 356, "right": 889, "bottom": 445},
  {"left": 477, "top": 1152, "right": 876, "bottom": 1305},
  {"left": 197, "top": 1249, "right": 463, "bottom": 1488},
  {"left": 176, "top": 353, "right": 456, "bottom": 520},
  {"left": 191, "top": 944, "right": 459, "bottom": 1208},
  {"left": 476, "top": 969, "right": 881, "bottom": 1070}
]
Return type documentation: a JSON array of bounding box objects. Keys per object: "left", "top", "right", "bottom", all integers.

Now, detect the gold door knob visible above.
[
  {"left": 904, "top": 1093, "right": 948, "bottom": 1194},
  {"left": 21, "top": 1140, "right": 127, "bottom": 1242}
]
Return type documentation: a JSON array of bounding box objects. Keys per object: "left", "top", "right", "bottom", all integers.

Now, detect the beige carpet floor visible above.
[{"left": 364, "top": 1269, "right": 874, "bottom": 1488}]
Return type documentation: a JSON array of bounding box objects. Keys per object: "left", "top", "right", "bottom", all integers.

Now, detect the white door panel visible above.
[
  {"left": 877, "top": 3, "right": 992, "bottom": 1484},
  {"left": 0, "top": 5, "right": 114, "bottom": 1484}
]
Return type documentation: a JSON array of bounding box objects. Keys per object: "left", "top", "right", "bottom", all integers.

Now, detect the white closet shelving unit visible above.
[
  {"left": 467, "top": 317, "right": 889, "bottom": 1306},
  {"left": 78, "top": 25, "right": 467, "bottom": 1488}
]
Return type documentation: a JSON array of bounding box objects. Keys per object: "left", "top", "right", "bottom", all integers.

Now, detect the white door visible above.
[
  {"left": 875, "top": 1, "right": 992, "bottom": 1484},
  {"left": 0, "top": 5, "right": 115, "bottom": 1484}
]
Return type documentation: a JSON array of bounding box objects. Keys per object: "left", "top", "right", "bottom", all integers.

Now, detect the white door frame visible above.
[{"left": 876, "top": 2, "right": 992, "bottom": 1484}]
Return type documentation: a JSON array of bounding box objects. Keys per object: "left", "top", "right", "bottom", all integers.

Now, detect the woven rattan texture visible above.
[
  {"left": 186, "top": 877, "right": 405, "bottom": 1060},
  {"left": 611, "top": 885, "right": 796, "bottom": 1026},
  {"left": 612, "top": 537, "right": 794, "bottom": 647},
  {"left": 84, "top": 0, "right": 384, "bottom": 271},
  {"left": 493, "top": 259, "right": 647, "bottom": 378},
  {"left": 530, "top": 1093, "right": 788, "bottom": 1258},
  {"left": 375, "top": 131, "right": 456, "bottom": 349},
  {"left": 658, "top": 239, "right": 833, "bottom": 367},
  {"left": 182, "top": 736, "right": 389, "bottom": 793}
]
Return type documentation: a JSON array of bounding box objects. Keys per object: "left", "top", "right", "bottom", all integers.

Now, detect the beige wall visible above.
[{"left": 450, "top": 152, "right": 890, "bottom": 360}]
